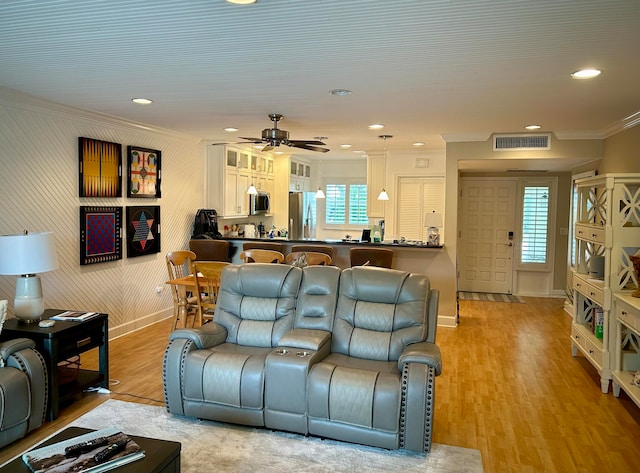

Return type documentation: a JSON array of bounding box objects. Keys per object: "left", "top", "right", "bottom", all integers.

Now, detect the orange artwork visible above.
[{"left": 78, "top": 137, "right": 122, "bottom": 197}]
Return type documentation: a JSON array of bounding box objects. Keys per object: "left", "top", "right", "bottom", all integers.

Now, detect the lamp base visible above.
[{"left": 14, "top": 275, "right": 45, "bottom": 323}]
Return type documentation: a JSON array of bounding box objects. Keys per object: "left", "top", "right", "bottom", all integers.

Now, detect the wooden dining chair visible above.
[
  {"left": 192, "top": 261, "right": 230, "bottom": 325},
  {"left": 239, "top": 249, "right": 284, "bottom": 264},
  {"left": 285, "top": 251, "right": 332, "bottom": 266},
  {"left": 189, "top": 239, "right": 231, "bottom": 262},
  {"left": 166, "top": 250, "right": 199, "bottom": 329}
]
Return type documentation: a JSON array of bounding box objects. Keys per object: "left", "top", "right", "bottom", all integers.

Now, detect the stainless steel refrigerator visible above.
[{"left": 288, "top": 192, "right": 317, "bottom": 240}]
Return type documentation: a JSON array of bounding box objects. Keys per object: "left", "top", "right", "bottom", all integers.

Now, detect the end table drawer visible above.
[{"left": 57, "top": 322, "right": 106, "bottom": 360}]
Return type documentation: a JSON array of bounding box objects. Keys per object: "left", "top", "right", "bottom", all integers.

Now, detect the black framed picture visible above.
[
  {"left": 79, "top": 206, "right": 123, "bottom": 265},
  {"left": 127, "top": 146, "right": 161, "bottom": 198},
  {"left": 126, "top": 206, "right": 161, "bottom": 258},
  {"left": 79, "top": 137, "right": 122, "bottom": 197}
]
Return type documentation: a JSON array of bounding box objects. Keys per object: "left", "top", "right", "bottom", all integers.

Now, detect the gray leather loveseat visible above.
[{"left": 163, "top": 263, "right": 441, "bottom": 453}]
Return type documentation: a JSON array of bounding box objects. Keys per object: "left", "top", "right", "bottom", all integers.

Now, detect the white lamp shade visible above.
[
  {"left": 246, "top": 183, "right": 258, "bottom": 195},
  {"left": 316, "top": 188, "right": 325, "bottom": 199},
  {"left": 424, "top": 212, "right": 443, "bottom": 228},
  {"left": 0, "top": 231, "right": 59, "bottom": 275}
]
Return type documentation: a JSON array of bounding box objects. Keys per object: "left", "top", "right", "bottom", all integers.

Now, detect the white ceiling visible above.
[{"left": 1, "top": 0, "right": 639, "bottom": 170}]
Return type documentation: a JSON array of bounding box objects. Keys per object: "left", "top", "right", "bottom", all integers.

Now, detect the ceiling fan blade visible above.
[
  {"left": 287, "top": 139, "right": 326, "bottom": 146},
  {"left": 238, "top": 136, "right": 265, "bottom": 143},
  {"left": 290, "top": 143, "right": 330, "bottom": 153},
  {"left": 261, "top": 145, "right": 275, "bottom": 152}
]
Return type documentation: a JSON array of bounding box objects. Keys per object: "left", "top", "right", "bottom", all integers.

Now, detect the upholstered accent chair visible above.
[{"left": 0, "top": 338, "right": 48, "bottom": 448}]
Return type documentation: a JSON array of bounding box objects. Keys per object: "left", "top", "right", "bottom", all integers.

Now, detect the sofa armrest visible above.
[
  {"left": 169, "top": 322, "right": 227, "bottom": 349},
  {"left": 398, "top": 342, "right": 442, "bottom": 376},
  {"left": 278, "top": 329, "right": 331, "bottom": 352},
  {"left": 0, "top": 338, "right": 35, "bottom": 365}
]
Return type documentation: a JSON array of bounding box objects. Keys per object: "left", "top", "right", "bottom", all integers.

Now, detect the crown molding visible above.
[{"left": 0, "top": 86, "right": 200, "bottom": 143}]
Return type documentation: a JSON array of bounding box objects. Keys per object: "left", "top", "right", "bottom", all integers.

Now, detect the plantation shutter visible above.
[
  {"left": 521, "top": 185, "right": 549, "bottom": 263},
  {"left": 397, "top": 177, "right": 445, "bottom": 241},
  {"left": 326, "top": 184, "right": 346, "bottom": 224},
  {"left": 349, "top": 184, "right": 368, "bottom": 225}
]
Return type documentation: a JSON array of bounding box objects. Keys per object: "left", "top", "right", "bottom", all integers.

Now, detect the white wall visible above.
[{"left": 0, "top": 88, "right": 202, "bottom": 338}]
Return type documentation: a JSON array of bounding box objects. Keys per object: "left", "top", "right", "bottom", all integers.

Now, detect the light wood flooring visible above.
[{"left": 2, "top": 297, "right": 640, "bottom": 472}]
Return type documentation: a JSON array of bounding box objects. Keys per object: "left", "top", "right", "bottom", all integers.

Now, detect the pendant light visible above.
[
  {"left": 246, "top": 146, "right": 258, "bottom": 195},
  {"left": 316, "top": 187, "right": 325, "bottom": 199},
  {"left": 377, "top": 135, "right": 392, "bottom": 201}
]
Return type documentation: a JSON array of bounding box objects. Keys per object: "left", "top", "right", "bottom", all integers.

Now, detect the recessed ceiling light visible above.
[
  {"left": 368, "top": 124, "right": 384, "bottom": 130},
  {"left": 329, "top": 89, "right": 352, "bottom": 96},
  {"left": 131, "top": 98, "right": 153, "bottom": 105},
  {"left": 525, "top": 125, "right": 541, "bottom": 130},
  {"left": 340, "top": 144, "right": 352, "bottom": 148},
  {"left": 224, "top": 127, "right": 239, "bottom": 132},
  {"left": 571, "top": 68, "right": 602, "bottom": 79},
  {"left": 412, "top": 142, "right": 425, "bottom": 147},
  {"left": 352, "top": 150, "right": 365, "bottom": 153},
  {"left": 274, "top": 151, "right": 284, "bottom": 155},
  {"left": 225, "top": 0, "right": 257, "bottom": 4}
]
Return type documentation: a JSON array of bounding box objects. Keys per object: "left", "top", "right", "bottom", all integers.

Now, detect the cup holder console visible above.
[
  {"left": 275, "top": 349, "right": 290, "bottom": 355},
  {"left": 296, "top": 351, "right": 311, "bottom": 357}
]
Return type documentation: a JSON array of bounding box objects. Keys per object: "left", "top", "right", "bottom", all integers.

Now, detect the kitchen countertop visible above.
[{"left": 223, "top": 237, "right": 443, "bottom": 249}]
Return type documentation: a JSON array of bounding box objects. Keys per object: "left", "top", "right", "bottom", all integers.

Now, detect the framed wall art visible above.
[
  {"left": 78, "top": 137, "right": 122, "bottom": 197},
  {"left": 80, "top": 206, "right": 123, "bottom": 265},
  {"left": 126, "top": 205, "right": 160, "bottom": 258},
  {"left": 127, "top": 146, "right": 161, "bottom": 198}
]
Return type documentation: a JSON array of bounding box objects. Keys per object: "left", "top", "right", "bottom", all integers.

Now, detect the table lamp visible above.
[
  {"left": 0, "top": 231, "right": 59, "bottom": 323},
  {"left": 424, "top": 211, "right": 443, "bottom": 246}
]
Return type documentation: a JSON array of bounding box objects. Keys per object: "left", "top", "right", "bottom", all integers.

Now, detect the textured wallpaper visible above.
[{"left": 0, "top": 89, "right": 204, "bottom": 337}]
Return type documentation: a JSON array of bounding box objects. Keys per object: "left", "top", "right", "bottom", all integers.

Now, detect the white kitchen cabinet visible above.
[
  {"left": 572, "top": 174, "right": 640, "bottom": 393},
  {"left": 289, "top": 157, "right": 311, "bottom": 192},
  {"left": 206, "top": 144, "right": 261, "bottom": 218}
]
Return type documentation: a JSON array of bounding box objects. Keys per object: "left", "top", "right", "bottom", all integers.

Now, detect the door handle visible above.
[{"left": 506, "top": 242, "right": 513, "bottom": 247}]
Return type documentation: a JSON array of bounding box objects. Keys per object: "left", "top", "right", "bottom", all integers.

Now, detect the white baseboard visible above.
[
  {"left": 438, "top": 314, "right": 458, "bottom": 327},
  {"left": 108, "top": 308, "right": 173, "bottom": 340}
]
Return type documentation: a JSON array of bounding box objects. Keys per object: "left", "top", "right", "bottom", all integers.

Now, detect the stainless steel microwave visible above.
[{"left": 249, "top": 191, "right": 270, "bottom": 215}]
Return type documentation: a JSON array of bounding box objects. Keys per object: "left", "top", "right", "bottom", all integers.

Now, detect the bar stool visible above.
[
  {"left": 239, "top": 249, "right": 284, "bottom": 263},
  {"left": 290, "top": 244, "right": 333, "bottom": 258},
  {"left": 285, "top": 251, "right": 332, "bottom": 266},
  {"left": 242, "top": 241, "right": 285, "bottom": 254},
  {"left": 189, "top": 239, "right": 231, "bottom": 262},
  {"left": 349, "top": 247, "right": 394, "bottom": 268}
]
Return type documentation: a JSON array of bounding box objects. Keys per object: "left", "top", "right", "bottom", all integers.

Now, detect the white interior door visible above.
[{"left": 458, "top": 178, "right": 516, "bottom": 294}]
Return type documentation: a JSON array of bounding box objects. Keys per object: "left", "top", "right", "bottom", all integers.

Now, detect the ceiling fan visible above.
[{"left": 237, "top": 114, "right": 330, "bottom": 153}]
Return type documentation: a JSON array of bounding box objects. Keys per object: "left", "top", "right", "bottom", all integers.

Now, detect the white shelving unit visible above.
[{"left": 571, "top": 174, "right": 640, "bottom": 394}]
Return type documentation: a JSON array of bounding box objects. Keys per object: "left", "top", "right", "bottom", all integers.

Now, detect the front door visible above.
[{"left": 458, "top": 178, "right": 516, "bottom": 294}]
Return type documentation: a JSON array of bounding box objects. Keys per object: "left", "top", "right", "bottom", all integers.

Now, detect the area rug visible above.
[
  {"left": 64, "top": 399, "right": 483, "bottom": 473},
  {"left": 458, "top": 291, "right": 524, "bottom": 303}
]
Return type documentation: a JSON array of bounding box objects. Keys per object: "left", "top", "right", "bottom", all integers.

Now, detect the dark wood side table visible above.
[
  {"left": 0, "top": 427, "right": 181, "bottom": 473},
  {"left": 0, "top": 309, "right": 109, "bottom": 421}
]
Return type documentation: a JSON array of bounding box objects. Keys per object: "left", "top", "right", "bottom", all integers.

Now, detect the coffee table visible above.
[{"left": 0, "top": 427, "right": 181, "bottom": 473}]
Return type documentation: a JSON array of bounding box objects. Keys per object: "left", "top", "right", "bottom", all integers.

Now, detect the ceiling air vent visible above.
[{"left": 493, "top": 133, "right": 550, "bottom": 151}]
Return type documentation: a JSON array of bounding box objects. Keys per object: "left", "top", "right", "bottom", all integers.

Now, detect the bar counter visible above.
[
  {"left": 224, "top": 237, "right": 443, "bottom": 269},
  {"left": 220, "top": 237, "right": 456, "bottom": 327}
]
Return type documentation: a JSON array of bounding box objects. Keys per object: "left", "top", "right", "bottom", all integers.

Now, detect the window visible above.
[
  {"left": 521, "top": 185, "right": 550, "bottom": 264},
  {"left": 325, "top": 182, "right": 368, "bottom": 226}
]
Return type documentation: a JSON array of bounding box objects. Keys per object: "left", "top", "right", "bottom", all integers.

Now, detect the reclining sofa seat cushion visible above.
[
  {"left": 307, "top": 266, "right": 432, "bottom": 450},
  {"left": 178, "top": 263, "right": 302, "bottom": 425}
]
